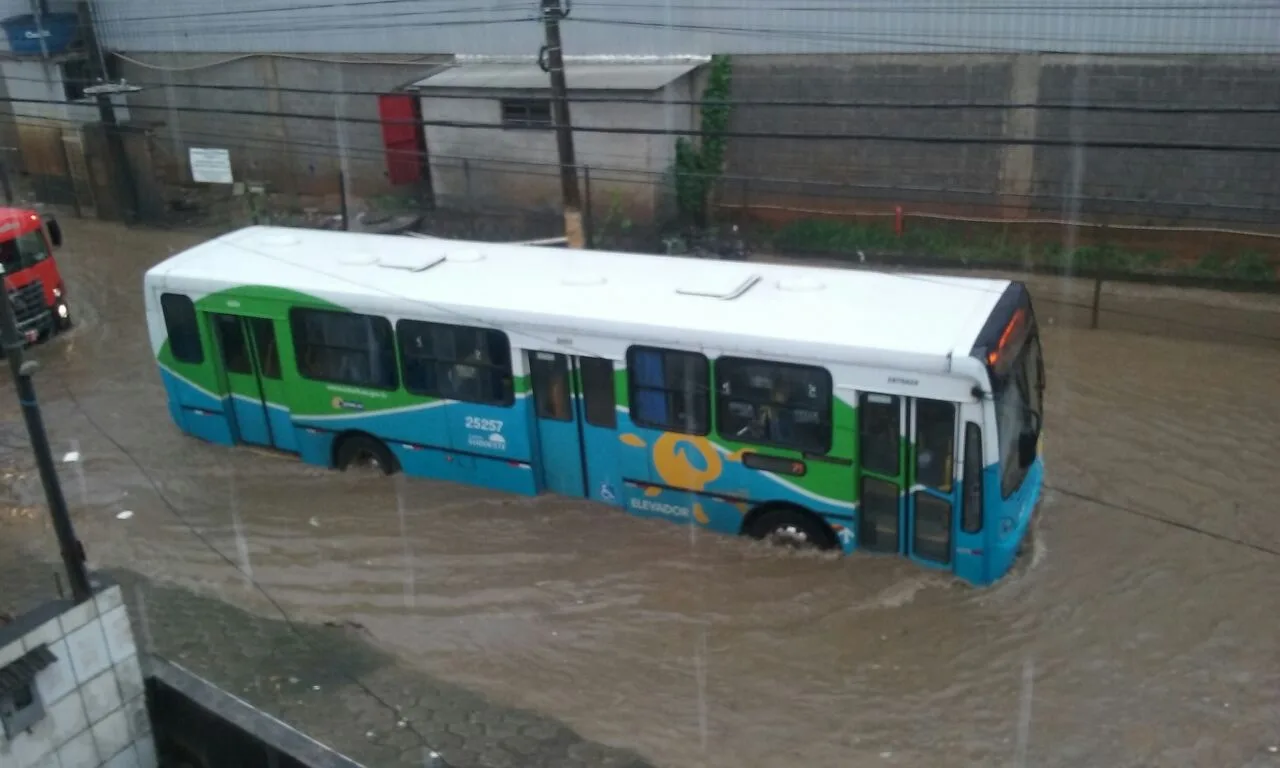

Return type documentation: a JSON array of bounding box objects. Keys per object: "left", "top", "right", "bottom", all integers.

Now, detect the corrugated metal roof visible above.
[{"left": 409, "top": 62, "right": 699, "bottom": 92}]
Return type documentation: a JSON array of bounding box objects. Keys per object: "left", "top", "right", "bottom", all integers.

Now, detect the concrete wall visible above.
[
  {"left": 423, "top": 80, "right": 696, "bottom": 220},
  {"left": 725, "top": 55, "right": 1010, "bottom": 212},
  {"left": 1030, "top": 55, "right": 1280, "bottom": 223},
  {"left": 93, "top": 0, "right": 1280, "bottom": 56},
  {"left": 724, "top": 53, "right": 1280, "bottom": 225},
  {"left": 0, "top": 584, "right": 156, "bottom": 768},
  {"left": 115, "top": 51, "right": 449, "bottom": 199}
]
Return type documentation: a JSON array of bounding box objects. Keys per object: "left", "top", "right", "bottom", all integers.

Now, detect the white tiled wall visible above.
[{"left": 0, "top": 586, "right": 157, "bottom": 768}]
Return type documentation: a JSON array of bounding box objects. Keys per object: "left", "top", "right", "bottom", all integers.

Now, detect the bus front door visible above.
[
  {"left": 906, "top": 398, "right": 960, "bottom": 569},
  {"left": 857, "top": 393, "right": 906, "bottom": 554},
  {"left": 209, "top": 313, "right": 296, "bottom": 452}
]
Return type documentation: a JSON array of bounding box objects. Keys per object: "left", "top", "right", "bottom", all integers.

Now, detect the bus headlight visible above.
[
  {"left": 53, "top": 287, "right": 62, "bottom": 298},
  {"left": 56, "top": 302, "right": 68, "bottom": 319}
]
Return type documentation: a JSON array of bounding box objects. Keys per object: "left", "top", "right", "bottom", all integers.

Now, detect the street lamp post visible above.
[{"left": 0, "top": 265, "right": 91, "bottom": 603}]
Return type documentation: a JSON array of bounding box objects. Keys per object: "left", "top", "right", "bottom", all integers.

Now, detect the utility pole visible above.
[
  {"left": 539, "top": 0, "right": 584, "bottom": 249},
  {"left": 77, "top": 1, "right": 138, "bottom": 224},
  {"left": 0, "top": 268, "right": 92, "bottom": 604}
]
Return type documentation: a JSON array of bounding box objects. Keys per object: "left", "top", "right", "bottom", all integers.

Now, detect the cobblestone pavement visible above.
[{"left": 1, "top": 535, "right": 655, "bottom": 768}]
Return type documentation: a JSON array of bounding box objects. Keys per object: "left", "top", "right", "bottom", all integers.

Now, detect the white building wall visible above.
[
  {"left": 0, "top": 586, "right": 156, "bottom": 768},
  {"left": 0, "top": 59, "right": 117, "bottom": 124},
  {"left": 423, "top": 82, "right": 696, "bottom": 218}
]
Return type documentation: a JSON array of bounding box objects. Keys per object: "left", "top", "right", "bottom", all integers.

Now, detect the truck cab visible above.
[{"left": 0, "top": 207, "right": 69, "bottom": 344}]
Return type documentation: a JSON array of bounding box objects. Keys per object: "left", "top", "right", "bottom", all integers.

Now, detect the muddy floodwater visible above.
[{"left": 4, "top": 220, "right": 1280, "bottom": 767}]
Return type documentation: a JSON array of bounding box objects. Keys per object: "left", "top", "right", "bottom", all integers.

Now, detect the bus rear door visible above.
[
  {"left": 208, "top": 312, "right": 297, "bottom": 452},
  {"left": 527, "top": 351, "right": 619, "bottom": 501}
]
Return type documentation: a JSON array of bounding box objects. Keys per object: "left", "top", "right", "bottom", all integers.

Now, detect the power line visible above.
[
  {"left": 22, "top": 68, "right": 1280, "bottom": 115},
  {"left": 569, "top": 15, "right": 1280, "bottom": 54},
  {"left": 101, "top": 0, "right": 511, "bottom": 25},
  {"left": 5, "top": 93, "right": 1280, "bottom": 152},
  {"left": 7, "top": 108, "right": 1280, "bottom": 218},
  {"left": 569, "top": 0, "right": 1280, "bottom": 13},
  {"left": 54, "top": 378, "right": 456, "bottom": 766},
  {"left": 1046, "top": 483, "right": 1280, "bottom": 559},
  {"left": 32, "top": 120, "right": 1274, "bottom": 339},
  {"left": 55, "top": 116, "right": 1280, "bottom": 213}
]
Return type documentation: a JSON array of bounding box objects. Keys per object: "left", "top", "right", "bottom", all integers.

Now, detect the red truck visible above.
[{"left": 0, "top": 206, "right": 69, "bottom": 344}]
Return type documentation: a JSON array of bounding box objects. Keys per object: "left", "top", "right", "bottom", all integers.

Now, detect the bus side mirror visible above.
[
  {"left": 46, "top": 218, "right": 62, "bottom": 248},
  {"left": 1018, "top": 430, "right": 1038, "bottom": 468}
]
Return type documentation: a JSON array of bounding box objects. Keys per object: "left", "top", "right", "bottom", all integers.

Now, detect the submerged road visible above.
[{"left": 3, "top": 218, "right": 1279, "bottom": 768}]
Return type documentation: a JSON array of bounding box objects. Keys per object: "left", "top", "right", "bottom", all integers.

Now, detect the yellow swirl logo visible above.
[
  {"left": 654, "top": 434, "right": 725, "bottom": 525},
  {"left": 652, "top": 433, "right": 723, "bottom": 490}
]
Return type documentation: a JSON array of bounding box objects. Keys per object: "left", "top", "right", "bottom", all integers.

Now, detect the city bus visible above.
[
  {"left": 1, "top": 206, "right": 71, "bottom": 343},
  {"left": 143, "top": 226, "right": 1045, "bottom": 586}
]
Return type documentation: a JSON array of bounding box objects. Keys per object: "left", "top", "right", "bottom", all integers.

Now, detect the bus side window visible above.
[
  {"left": 858, "top": 393, "right": 899, "bottom": 476},
  {"left": 714, "top": 356, "right": 832, "bottom": 454},
  {"left": 961, "top": 423, "right": 983, "bottom": 533},
  {"left": 289, "top": 308, "right": 398, "bottom": 390},
  {"left": 626, "top": 346, "right": 709, "bottom": 435},
  {"left": 914, "top": 400, "right": 955, "bottom": 492},
  {"left": 212, "top": 314, "right": 252, "bottom": 375},
  {"left": 160, "top": 293, "right": 203, "bottom": 364},
  {"left": 396, "top": 320, "right": 514, "bottom": 407},
  {"left": 579, "top": 357, "right": 617, "bottom": 428}
]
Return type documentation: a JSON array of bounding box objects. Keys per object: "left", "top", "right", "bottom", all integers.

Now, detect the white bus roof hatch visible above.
[{"left": 674, "top": 270, "right": 762, "bottom": 300}]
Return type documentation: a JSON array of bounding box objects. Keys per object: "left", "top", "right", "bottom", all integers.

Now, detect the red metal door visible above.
[{"left": 377, "top": 94, "right": 428, "bottom": 187}]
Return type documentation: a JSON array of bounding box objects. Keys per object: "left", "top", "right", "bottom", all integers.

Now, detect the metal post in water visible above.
[
  {"left": 339, "top": 170, "right": 350, "bottom": 231},
  {"left": 0, "top": 266, "right": 92, "bottom": 603},
  {"left": 1090, "top": 273, "right": 1103, "bottom": 330},
  {"left": 1091, "top": 217, "right": 1110, "bottom": 330},
  {"left": 0, "top": 159, "right": 12, "bottom": 203},
  {"left": 582, "top": 165, "right": 594, "bottom": 249}
]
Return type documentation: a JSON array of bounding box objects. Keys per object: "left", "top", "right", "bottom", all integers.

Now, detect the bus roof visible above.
[{"left": 148, "top": 226, "right": 1011, "bottom": 375}]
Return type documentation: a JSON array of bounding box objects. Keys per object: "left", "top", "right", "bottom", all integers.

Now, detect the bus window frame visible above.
[
  {"left": 993, "top": 327, "right": 1042, "bottom": 498},
  {"left": 395, "top": 319, "right": 515, "bottom": 407},
  {"left": 579, "top": 356, "right": 617, "bottom": 428},
  {"left": 961, "top": 422, "right": 983, "bottom": 534},
  {"left": 160, "top": 293, "right": 204, "bottom": 365},
  {"left": 288, "top": 307, "right": 399, "bottom": 392},
  {"left": 625, "top": 345, "right": 710, "bottom": 436},
  {"left": 713, "top": 355, "right": 833, "bottom": 455}
]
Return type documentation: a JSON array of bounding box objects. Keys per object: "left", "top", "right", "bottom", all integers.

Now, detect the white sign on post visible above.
[{"left": 189, "top": 147, "right": 233, "bottom": 184}]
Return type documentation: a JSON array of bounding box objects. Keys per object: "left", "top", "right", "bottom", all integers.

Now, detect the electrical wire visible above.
[
  {"left": 101, "top": 0, "right": 1280, "bottom": 26},
  {"left": 100, "top": 0, "right": 520, "bottom": 25},
  {"left": 567, "top": 15, "right": 1280, "bottom": 54},
  {"left": 34, "top": 113, "right": 1279, "bottom": 215},
  {"left": 1044, "top": 483, "right": 1280, "bottom": 559},
  {"left": 111, "top": 14, "right": 537, "bottom": 40},
  {"left": 5, "top": 92, "right": 1280, "bottom": 152},
  {"left": 53, "top": 377, "right": 455, "bottom": 766},
  {"left": 11, "top": 106, "right": 1279, "bottom": 215},
  {"left": 19, "top": 67, "right": 1280, "bottom": 115}
]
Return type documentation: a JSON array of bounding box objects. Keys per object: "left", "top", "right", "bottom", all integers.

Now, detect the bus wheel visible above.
[
  {"left": 334, "top": 434, "right": 398, "bottom": 476},
  {"left": 744, "top": 506, "right": 837, "bottom": 551}
]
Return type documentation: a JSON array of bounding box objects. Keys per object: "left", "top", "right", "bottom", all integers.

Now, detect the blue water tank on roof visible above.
[{"left": 2, "top": 13, "right": 79, "bottom": 56}]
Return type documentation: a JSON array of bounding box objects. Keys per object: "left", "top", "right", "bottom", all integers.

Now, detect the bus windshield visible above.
[
  {"left": 993, "top": 328, "right": 1043, "bottom": 497},
  {"left": 0, "top": 229, "right": 50, "bottom": 272}
]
